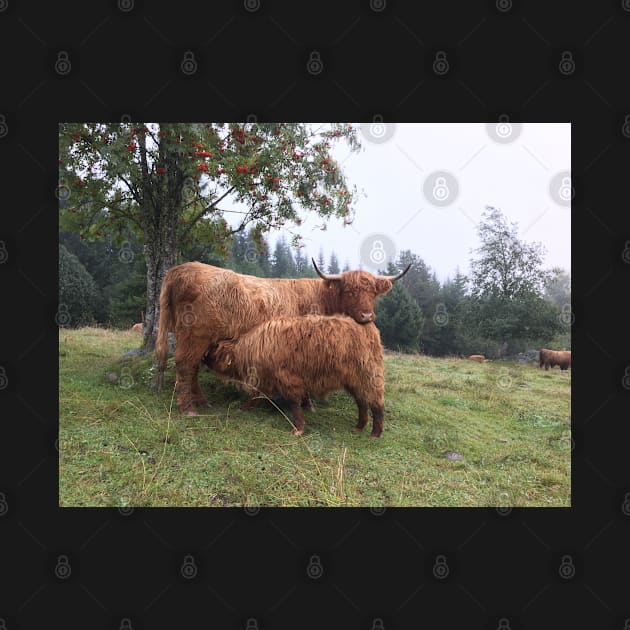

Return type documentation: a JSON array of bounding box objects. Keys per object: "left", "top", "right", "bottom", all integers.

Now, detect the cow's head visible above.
[{"left": 312, "top": 258, "right": 411, "bottom": 324}]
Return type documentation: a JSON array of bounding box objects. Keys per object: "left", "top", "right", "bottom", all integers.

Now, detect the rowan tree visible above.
[{"left": 59, "top": 122, "right": 360, "bottom": 348}]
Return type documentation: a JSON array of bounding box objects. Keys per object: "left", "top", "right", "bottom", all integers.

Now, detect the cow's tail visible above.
[{"left": 156, "top": 271, "right": 174, "bottom": 392}]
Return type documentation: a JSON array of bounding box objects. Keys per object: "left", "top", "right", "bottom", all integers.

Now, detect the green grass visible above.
[{"left": 59, "top": 328, "right": 571, "bottom": 507}]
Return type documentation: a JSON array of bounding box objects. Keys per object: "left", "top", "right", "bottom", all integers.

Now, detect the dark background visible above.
[{"left": 1, "top": 0, "right": 628, "bottom": 628}]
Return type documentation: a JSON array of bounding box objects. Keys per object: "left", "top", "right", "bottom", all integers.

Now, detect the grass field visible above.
[{"left": 59, "top": 327, "right": 571, "bottom": 507}]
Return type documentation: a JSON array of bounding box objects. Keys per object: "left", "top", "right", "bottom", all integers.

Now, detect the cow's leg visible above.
[
  {"left": 190, "top": 363, "right": 209, "bottom": 408},
  {"left": 289, "top": 402, "right": 306, "bottom": 435},
  {"left": 301, "top": 396, "right": 315, "bottom": 412},
  {"left": 175, "top": 335, "right": 208, "bottom": 416},
  {"left": 175, "top": 361, "right": 196, "bottom": 416},
  {"left": 352, "top": 399, "right": 369, "bottom": 433},
  {"left": 369, "top": 404, "right": 384, "bottom": 438}
]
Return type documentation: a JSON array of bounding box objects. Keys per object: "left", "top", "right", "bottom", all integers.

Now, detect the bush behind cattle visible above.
[{"left": 203, "top": 315, "right": 386, "bottom": 437}]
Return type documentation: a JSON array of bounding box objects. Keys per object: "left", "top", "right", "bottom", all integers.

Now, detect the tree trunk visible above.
[
  {"left": 138, "top": 124, "right": 183, "bottom": 351},
  {"left": 142, "top": 212, "right": 179, "bottom": 351}
]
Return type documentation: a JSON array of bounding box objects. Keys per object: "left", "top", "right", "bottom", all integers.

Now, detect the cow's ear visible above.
[{"left": 375, "top": 278, "right": 393, "bottom": 295}]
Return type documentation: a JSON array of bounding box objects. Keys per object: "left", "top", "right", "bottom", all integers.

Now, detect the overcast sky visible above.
[{"left": 224, "top": 123, "right": 571, "bottom": 282}]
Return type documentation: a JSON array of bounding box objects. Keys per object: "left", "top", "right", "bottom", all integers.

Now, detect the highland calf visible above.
[
  {"left": 539, "top": 348, "right": 571, "bottom": 371},
  {"left": 202, "top": 315, "right": 386, "bottom": 437},
  {"left": 156, "top": 259, "right": 408, "bottom": 415}
]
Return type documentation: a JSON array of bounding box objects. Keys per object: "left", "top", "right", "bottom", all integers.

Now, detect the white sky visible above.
[{"left": 223, "top": 123, "right": 571, "bottom": 282}]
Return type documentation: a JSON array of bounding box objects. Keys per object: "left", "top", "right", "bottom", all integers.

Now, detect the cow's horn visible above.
[
  {"left": 312, "top": 257, "right": 341, "bottom": 281},
  {"left": 377, "top": 263, "right": 411, "bottom": 282}
]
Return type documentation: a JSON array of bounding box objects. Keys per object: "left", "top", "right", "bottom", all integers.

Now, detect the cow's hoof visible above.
[
  {"left": 369, "top": 433, "right": 382, "bottom": 438},
  {"left": 352, "top": 426, "right": 365, "bottom": 433},
  {"left": 182, "top": 409, "right": 199, "bottom": 417},
  {"left": 292, "top": 428, "right": 304, "bottom": 436}
]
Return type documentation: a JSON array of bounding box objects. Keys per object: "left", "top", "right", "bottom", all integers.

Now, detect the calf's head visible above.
[
  {"left": 312, "top": 258, "right": 411, "bottom": 324},
  {"left": 203, "top": 340, "right": 237, "bottom": 375}
]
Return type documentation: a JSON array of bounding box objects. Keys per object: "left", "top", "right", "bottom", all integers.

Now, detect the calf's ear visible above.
[{"left": 375, "top": 278, "right": 393, "bottom": 295}]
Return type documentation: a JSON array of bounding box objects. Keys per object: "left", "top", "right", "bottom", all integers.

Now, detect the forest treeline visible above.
[{"left": 59, "top": 207, "right": 570, "bottom": 359}]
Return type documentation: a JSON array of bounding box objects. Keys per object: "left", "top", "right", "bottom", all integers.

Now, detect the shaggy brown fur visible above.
[
  {"left": 130, "top": 323, "right": 143, "bottom": 333},
  {"left": 539, "top": 348, "right": 571, "bottom": 371},
  {"left": 467, "top": 355, "right": 485, "bottom": 363},
  {"left": 202, "top": 315, "right": 386, "bottom": 437},
  {"left": 156, "top": 261, "right": 403, "bottom": 415}
]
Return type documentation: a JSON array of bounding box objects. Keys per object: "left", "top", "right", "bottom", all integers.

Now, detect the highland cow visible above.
[
  {"left": 539, "top": 348, "right": 571, "bottom": 371},
  {"left": 467, "top": 355, "right": 486, "bottom": 363},
  {"left": 202, "top": 315, "right": 386, "bottom": 437},
  {"left": 156, "top": 259, "right": 408, "bottom": 415}
]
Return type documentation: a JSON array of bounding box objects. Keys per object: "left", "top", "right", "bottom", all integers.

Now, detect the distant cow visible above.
[
  {"left": 156, "top": 258, "right": 409, "bottom": 415},
  {"left": 468, "top": 355, "right": 485, "bottom": 363},
  {"left": 130, "top": 323, "right": 143, "bottom": 333},
  {"left": 539, "top": 348, "right": 571, "bottom": 371},
  {"left": 202, "top": 315, "right": 386, "bottom": 437}
]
